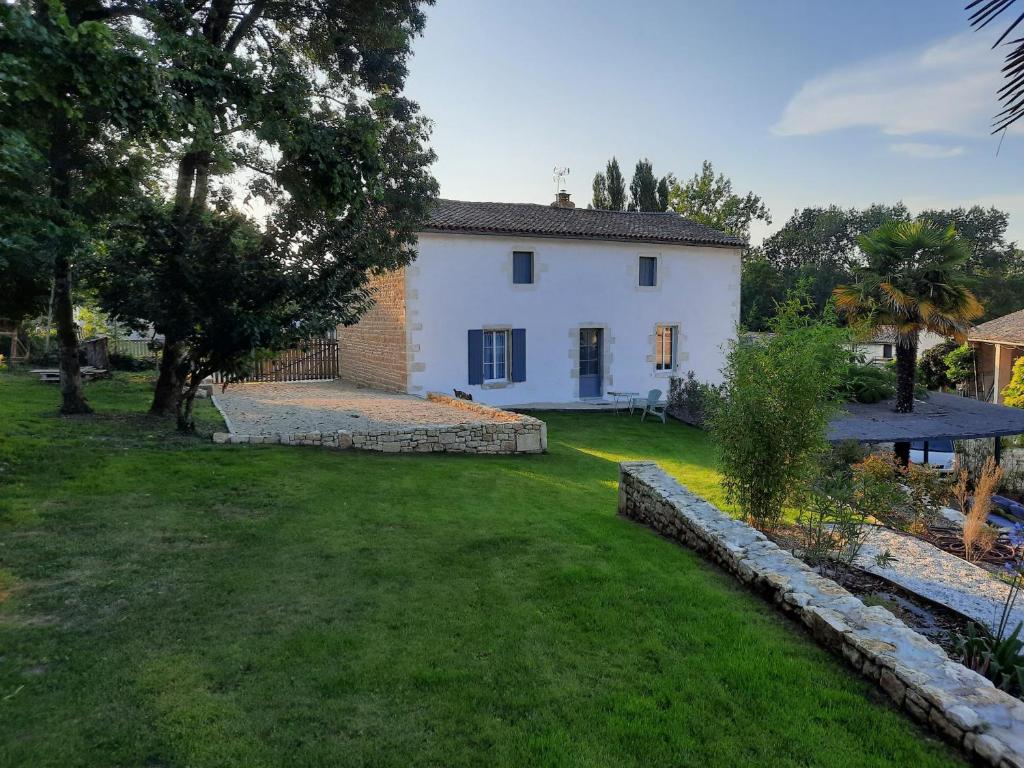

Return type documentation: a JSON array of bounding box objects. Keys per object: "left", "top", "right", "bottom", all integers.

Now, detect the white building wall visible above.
[{"left": 405, "top": 232, "right": 741, "bottom": 407}]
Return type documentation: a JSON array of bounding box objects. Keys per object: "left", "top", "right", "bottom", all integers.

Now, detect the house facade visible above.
[
  {"left": 853, "top": 328, "right": 946, "bottom": 365},
  {"left": 969, "top": 308, "right": 1024, "bottom": 403},
  {"left": 338, "top": 195, "right": 742, "bottom": 407}
]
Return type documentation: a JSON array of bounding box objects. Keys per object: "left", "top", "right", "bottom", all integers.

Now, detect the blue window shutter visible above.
[
  {"left": 511, "top": 329, "right": 526, "bottom": 382},
  {"left": 468, "top": 330, "right": 483, "bottom": 385}
]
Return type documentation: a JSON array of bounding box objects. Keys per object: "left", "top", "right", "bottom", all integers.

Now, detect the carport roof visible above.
[{"left": 828, "top": 392, "right": 1024, "bottom": 444}]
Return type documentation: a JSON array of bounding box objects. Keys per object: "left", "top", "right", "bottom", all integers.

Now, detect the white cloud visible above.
[
  {"left": 773, "top": 33, "right": 1006, "bottom": 137},
  {"left": 889, "top": 142, "right": 965, "bottom": 158}
]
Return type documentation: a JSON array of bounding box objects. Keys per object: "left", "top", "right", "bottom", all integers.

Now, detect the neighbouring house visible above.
[
  {"left": 968, "top": 308, "right": 1024, "bottom": 404},
  {"left": 337, "top": 193, "right": 742, "bottom": 406},
  {"left": 853, "top": 328, "right": 946, "bottom": 365}
]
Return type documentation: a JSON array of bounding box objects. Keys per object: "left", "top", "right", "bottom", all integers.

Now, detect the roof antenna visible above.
[{"left": 553, "top": 166, "right": 569, "bottom": 196}]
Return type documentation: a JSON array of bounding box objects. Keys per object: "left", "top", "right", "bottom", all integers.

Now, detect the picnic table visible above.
[{"left": 30, "top": 366, "right": 108, "bottom": 383}]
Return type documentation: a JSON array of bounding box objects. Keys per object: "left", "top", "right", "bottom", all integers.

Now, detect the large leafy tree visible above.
[
  {"left": 590, "top": 172, "right": 610, "bottom": 209},
  {"left": 834, "top": 221, "right": 984, "bottom": 414},
  {"left": 628, "top": 158, "right": 659, "bottom": 212},
  {"left": 84, "top": 0, "right": 437, "bottom": 428},
  {"left": 0, "top": 0, "right": 165, "bottom": 412},
  {"left": 605, "top": 157, "right": 626, "bottom": 211},
  {"left": 668, "top": 160, "right": 770, "bottom": 243}
]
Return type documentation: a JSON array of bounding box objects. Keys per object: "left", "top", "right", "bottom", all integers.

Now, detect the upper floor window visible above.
[
  {"left": 513, "top": 251, "right": 534, "bottom": 284},
  {"left": 483, "top": 329, "right": 509, "bottom": 382},
  {"left": 655, "top": 325, "right": 677, "bottom": 371},
  {"left": 639, "top": 256, "right": 658, "bottom": 287}
]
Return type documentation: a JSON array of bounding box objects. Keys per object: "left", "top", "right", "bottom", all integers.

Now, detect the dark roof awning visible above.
[{"left": 828, "top": 392, "right": 1024, "bottom": 444}]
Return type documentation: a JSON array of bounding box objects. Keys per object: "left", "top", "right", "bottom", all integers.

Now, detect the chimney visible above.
[{"left": 551, "top": 190, "right": 575, "bottom": 209}]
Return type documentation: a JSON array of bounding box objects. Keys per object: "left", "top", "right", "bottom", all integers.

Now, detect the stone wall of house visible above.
[
  {"left": 212, "top": 394, "right": 546, "bottom": 455},
  {"left": 618, "top": 461, "right": 1024, "bottom": 768},
  {"left": 337, "top": 268, "right": 408, "bottom": 392}
]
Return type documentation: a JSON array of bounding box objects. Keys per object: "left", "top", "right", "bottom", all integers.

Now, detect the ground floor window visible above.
[
  {"left": 483, "top": 329, "right": 509, "bottom": 382},
  {"left": 655, "top": 325, "right": 677, "bottom": 371}
]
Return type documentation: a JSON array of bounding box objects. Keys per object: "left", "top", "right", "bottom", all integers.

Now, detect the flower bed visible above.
[{"left": 619, "top": 461, "right": 1024, "bottom": 767}]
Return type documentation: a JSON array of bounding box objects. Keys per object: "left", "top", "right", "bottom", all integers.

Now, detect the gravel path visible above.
[
  {"left": 214, "top": 381, "right": 491, "bottom": 434},
  {"left": 854, "top": 526, "right": 1023, "bottom": 634}
]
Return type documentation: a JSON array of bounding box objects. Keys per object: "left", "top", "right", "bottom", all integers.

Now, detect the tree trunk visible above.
[
  {"left": 150, "top": 340, "right": 184, "bottom": 416},
  {"left": 53, "top": 248, "right": 91, "bottom": 414},
  {"left": 894, "top": 440, "right": 911, "bottom": 468},
  {"left": 46, "top": 96, "right": 91, "bottom": 415},
  {"left": 894, "top": 332, "right": 919, "bottom": 414}
]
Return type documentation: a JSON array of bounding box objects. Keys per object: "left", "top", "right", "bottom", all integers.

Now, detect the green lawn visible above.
[{"left": 0, "top": 372, "right": 962, "bottom": 767}]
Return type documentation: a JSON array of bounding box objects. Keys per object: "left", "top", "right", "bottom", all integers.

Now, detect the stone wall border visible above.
[
  {"left": 618, "top": 461, "right": 1024, "bottom": 767},
  {"left": 211, "top": 393, "right": 546, "bottom": 455}
]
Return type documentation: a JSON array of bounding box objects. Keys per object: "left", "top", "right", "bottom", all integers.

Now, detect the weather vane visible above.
[{"left": 553, "top": 165, "right": 570, "bottom": 195}]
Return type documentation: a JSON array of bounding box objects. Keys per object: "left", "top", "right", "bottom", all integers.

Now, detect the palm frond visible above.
[{"left": 968, "top": 0, "right": 1024, "bottom": 132}]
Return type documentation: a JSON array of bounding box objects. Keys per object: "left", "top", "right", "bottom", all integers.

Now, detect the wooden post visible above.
[{"left": 995, "top": 436, "right": 1002, "bottom": 466}]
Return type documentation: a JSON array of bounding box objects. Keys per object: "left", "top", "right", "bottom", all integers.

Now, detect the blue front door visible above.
[{"left": 579, "top": 328, "right": 602, "bottom": 398}]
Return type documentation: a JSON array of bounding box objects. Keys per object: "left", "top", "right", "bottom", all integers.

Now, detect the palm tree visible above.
[{"left": 834, "top": 220, "right": 984, "bottom": 415}]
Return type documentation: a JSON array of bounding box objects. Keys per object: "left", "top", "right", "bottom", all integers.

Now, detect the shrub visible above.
[
  {"left": 837, "top": 359, "right": 895, "bottom": 403},
  {"left": 1003, "top": 356, "right": 1024, "bottom": 408},
  {"left": 917, "top": 340, "right": 959, "bottom": 391},
  {"left": 944, "top": 343, "right": 976, "bottom": 389},
  {"left": 667, "top": 371, "right": 722, "bottom": 429},
  {"left": 796, "top": 473, "right": 868, "bottom": 575},
  {"left": 711, "top": 294, "right": 848, "bottom": 531},
  {"left": 108, "top": 352, "right": 155, "bottom": 372}
]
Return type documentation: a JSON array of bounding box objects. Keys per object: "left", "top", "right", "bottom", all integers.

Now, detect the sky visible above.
[{"left": 404, "top": 0, "right": 1024, "bottom": 246}]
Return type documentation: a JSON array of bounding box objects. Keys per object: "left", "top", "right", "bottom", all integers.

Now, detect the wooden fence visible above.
[
  {"left": 211, "top": 335, "right": 340, "bottom": 384},
  {"left": 110, "top": 338, "right": 160, "bottom": 360}
]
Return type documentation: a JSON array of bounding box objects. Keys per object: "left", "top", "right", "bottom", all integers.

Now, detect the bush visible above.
[
  {"left": 837, "top": 359, "right": 895, "bottom": 403},
  {"left": 944, "top": 343, "right": 976, "bottom": 389},
  {"left": 918, "top": 340, "right": 958, "bottom": 391},
  {"left": 711, "top": 294, "right": 848, "bottom": 531},
  {"left": 667, "top": 371, "right": 722, "bottom": 429},
  {"left": 108, "top": 352, "right": 155, "bottom": 372},
  {"left": 1003, "top": 356, "right": 1024, "bottom": 408}
]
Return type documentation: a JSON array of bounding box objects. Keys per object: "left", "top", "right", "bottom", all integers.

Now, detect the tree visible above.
[
  {"left": 0, "top": 0, "right": 165, "bottom": 413},
  {"left": 87, "top": 0, "right": 437, "bottom": 430},
  {"left": 833, "top": 221, "right": 984, "bottom": 417},
  {"left": 967, "top": 0, "right": 1024, "bottom": 132},
  {"left": 668, "top": 160, "right": 770, "bottom": 243},
  {"left": 591, "top": 172, "right": 610, "bottom": 209},
  {"left": 628, "top": 158, "right": 659, "bottom": 212},
  {"left": 711, "top": 293, "right": 848, "bottom": 531},
  {"left": 751, "top": 204, "right": 912, "bottom": 324},
  {"left": 917, "top": 206, "right": 1024, "bottom": 320},
  {"left": 605, "top": 157, "right": 626, "bottom": 211},
  {"left": 657, "top": 175, "right": 671, "bottom": 213}
]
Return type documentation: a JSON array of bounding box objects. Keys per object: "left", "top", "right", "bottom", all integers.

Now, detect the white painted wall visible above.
[{"left": 406, "top": 232, "right": 741, "bottom": 407}]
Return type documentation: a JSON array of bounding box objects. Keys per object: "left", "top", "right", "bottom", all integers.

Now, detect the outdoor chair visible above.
[{"left": 639, "top": 389, "right": 667, "bottom": 423}]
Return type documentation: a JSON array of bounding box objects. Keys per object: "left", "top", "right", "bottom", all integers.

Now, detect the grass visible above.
[{"left": 0, "top": 372, "right": 963, "bottom": 767}]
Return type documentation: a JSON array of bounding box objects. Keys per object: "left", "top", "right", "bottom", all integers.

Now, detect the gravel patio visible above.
[{"left": 213, "top": 380, "right": 496, "bottom": 435}]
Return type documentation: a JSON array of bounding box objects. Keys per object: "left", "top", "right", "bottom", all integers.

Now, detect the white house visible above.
[{"left": 337, "top": 194, "right": 742, "bottom": 407}]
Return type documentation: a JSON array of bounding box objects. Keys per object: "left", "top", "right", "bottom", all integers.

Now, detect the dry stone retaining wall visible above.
[
  {"left": 212, "top": 393, "right": 545, "bottom": 455},
  {"left": 618, "top": 461, "right": 1024, "bottom": 768}
]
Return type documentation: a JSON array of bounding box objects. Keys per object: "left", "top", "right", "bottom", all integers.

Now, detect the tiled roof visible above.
[
  {"left": 421, "top": 199, "right": 743, "bottom": 247},
  {"left": 969, "top": 308, "right": 1024, "bottom": 345}
]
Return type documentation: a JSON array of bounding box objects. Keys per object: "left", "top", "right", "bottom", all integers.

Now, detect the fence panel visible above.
[{"left": 211, "top": 335, "right": 339, "bottom": 384}]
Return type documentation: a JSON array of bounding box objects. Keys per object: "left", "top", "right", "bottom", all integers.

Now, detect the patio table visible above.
[{"left": 607, "top": 391, "right": 640, "bottom": 415}]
